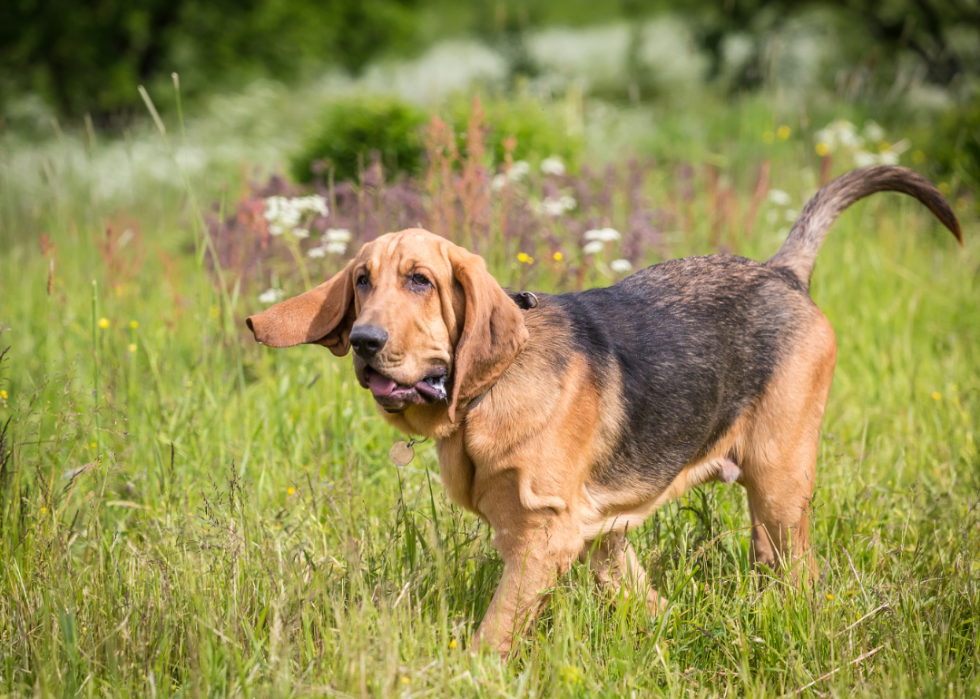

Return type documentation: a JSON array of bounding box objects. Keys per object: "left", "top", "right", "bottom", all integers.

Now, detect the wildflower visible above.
[
  {"left": 292, "top": 228, "right": 310, "bottom": 240},
  {"left": 98, "top": 318, "right": 109, "bottom": 329},
  {"left": 130, "top": 320, "right": 139, "bottom": 329},
  {"left": 509, "top": 160, "right": 530, "bottom": 181},
  {"left": 264, "top": 195, "right": 328, "bottom": 238},
  {"left": 583, "top": 240, "right": 604, "bottom": 255},
  {"left": 777, "top": 125, "right": 791, "bottom": 140},
  {"left": 541, "top": 155, "right": 566, "bottom": 176},
  {"left": 517, "top": 252, "right": 534, "bottom": 264},
  {"left": 449, "top": 639, "right": 457, "bottom": 648},
  {"left": 753, "top": 637, "right": 765, "bottom": 644},
  {"left": 610, "top": 259, "right": 632, "bottom": 273},
  {"left": 325, "top": 228, "right": 352, "bottom": 243},
  {"left": 863, "top": 120, "right": 885, "bottom": 143},
  {"left": 128, "top": 343, "right": 137, "bottom": 353},
  {"left": 826, "top": 593, "right": 835, "bottom": 600},
  {"left": 932, "top": 392, "right": 941, "bottom": 400},
  {"left": 491, "top": 173, "right": 508, "bottom": 191},
  {"left": 762, "top": 130, "right": 775, "bottom": 144},
  {"left": 40, "top": 507, "right": 47, "bottom": 514},
  {"left": 90, "top": 442, "right": 97, "bottom": 449},
  {"left": 815, "top": 142, "right": 830, "bottom": 157},
  {"left": 784, "top": 209, "right": 798, "bottom": 222},
  {"left": 536, "top": 195, "right": 576, "bottom": 217},
  {"left": 259, "top": 288, "right": 284, "bottom": 305},
  {"left": 325, "top": 241, "right": 347, "bottom": 255},
  {"left": 767, "top": 189, "right": 792, "bottom": 207},
  {"left": 401, "top": 677, "right": 409, "bottom": 685},
  {"left": 287, "top": 487, "right": 295, "bottom": 496},
  {"left": 553, "top": 251, "right": 563, "bottom": 261},
  {"left": 307, "top": 246, "right": 327, "bottom": 259},
  {"left": 584, "top": 227, "right": 621, "bottom": 243},
  {"left": 0, "top": 390, "right": 6, "bottom": 400}
]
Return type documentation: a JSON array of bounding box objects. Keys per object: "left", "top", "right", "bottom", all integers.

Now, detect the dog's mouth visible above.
[{"left": 361, "top": 365, "right": 449, "bottom": 412}]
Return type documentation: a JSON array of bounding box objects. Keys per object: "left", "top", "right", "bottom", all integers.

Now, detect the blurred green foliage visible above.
[
  {"left": 290, "top": 95, "right": 428, "bottom": 184},
  {"left": 290, "top": 93, "right": 584, "bottom": 183},
  {"left": 0, "top": 0, "right": 421, "bottom": 120},
  {"left": 449, "top": 94, "right": 583, "bottom": 169}
]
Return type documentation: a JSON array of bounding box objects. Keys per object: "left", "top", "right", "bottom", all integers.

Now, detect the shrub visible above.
[
  {"left": 449, "top": 93, "right": 583, "bottom": 171},
  {"left": 290, "top": 95, "right": 429, "bottom": 184}
]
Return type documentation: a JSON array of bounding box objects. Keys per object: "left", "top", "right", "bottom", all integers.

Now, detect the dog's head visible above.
[{"left": 246, "top": 228, "right": 528, "bottom": 422}]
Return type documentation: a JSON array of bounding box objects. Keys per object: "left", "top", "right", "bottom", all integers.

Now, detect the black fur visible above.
[{"left": 527, "top": 256, "right": 814, "bottom": 490}]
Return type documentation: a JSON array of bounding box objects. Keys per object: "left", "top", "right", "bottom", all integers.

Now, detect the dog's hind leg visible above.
[
  {"left": 741, "top": 314, "right": 836, "bottom": 583},
  {"left": 580, "top": 531, "right": 665, "bottom": 614}
]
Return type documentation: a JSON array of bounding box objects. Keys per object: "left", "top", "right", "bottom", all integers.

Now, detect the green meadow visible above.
[{"left": 1, "top": 76, "right": 978, "bottom": 697}]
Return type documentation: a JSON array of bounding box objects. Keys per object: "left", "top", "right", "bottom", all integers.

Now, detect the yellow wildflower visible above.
[
  {"left": 98, "top": 318, "right": 109, "bottom": 329},
  {"left": 553, "top": 251, "right": 563, "bottom": 261},
  {"left": 449, "top": 639, "right": 457, "bottom": 648},
  {"left": 777, "top": 125, "right": 791, "bottom": 140},
  {"left": 128, "top": 343, "right": 137, "bottom": 353},
  {"left": 826, "top": 593, "right": 835, "bottom": 600},
  {"left": 815, "top": 142, "right": 830, "bottom": 157},
  {"left": 130, "top": 320, "right": 139, "bottom": 329},
  {"left": 401, "top": 677, "right": 409, "bottom": 685},
  {"left": 517, "top": 252, "right": 534, "bottom": 264},
  {"left": 287, "top": 487, "right": 295, "bottom": 496},
  {"left": 0, "top": 390, "right": 7, "bottom": 400},
  {"left": 90, "top": 442, "right": 97, "bottom": 449},
  {"left": 932, "top": 392, "right": 941, "bottom": 401}
]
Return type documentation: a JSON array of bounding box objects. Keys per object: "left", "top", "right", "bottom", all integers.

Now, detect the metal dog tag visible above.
[
  {"left": 389, "top": 441, "right": 415, "bottom": 466},
  {"left": 389, "top": 436, "right": 428, "bottom": 467}
]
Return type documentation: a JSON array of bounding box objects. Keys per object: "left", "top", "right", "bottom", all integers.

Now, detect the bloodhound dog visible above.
[{"left": 247, "top": 165, "right": 961, "bottom": 656}]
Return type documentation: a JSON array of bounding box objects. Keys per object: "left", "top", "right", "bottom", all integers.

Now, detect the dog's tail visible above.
[{"left": 767, "top": 165, "right": 962, "bottom": 292}]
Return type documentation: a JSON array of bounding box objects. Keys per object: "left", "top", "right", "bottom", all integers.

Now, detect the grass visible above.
[{"left": 0, "top": 86, "right": 978, "bottom": 698}]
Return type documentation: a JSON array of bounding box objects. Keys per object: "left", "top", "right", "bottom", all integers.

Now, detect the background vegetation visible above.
[{"left": 1, "top": 1, "right": 979, "bottom": 696}]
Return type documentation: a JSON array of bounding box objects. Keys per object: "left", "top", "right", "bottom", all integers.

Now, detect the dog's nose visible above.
[{"left": 349, "top": 324, "right": 388, "bottom": 358}]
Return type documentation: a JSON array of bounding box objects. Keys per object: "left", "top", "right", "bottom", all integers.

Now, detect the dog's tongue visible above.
[{"left": 367, "top": 371, "right": 397, "bottom": 397}]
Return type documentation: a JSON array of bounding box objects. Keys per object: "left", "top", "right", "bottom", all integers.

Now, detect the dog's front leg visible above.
[{"left": 471, "top": 474, "right": 580, "bottom": 656}]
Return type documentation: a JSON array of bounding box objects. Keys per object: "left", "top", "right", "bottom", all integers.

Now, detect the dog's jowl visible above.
[{"left": 247, "top": 165, "right": 962, "bottom": 656}]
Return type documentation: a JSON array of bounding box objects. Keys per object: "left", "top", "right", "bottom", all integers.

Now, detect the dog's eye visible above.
[
  {"left": 356, "top": 274, "right": 369, "bottom": 287},
  {"left": 410, "top": 273, "right": 431, "bottom": 288}
]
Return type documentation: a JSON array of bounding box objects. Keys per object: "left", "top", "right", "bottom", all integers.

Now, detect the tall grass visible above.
[{"left": 0, "top": 87, "right": 977, "bottom": 697}]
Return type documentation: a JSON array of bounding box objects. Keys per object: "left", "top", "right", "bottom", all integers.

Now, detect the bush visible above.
[
  {"left": 290, "top": 95, "right": 429, "bottom": 184},
  {"left": 449, "top": 94, "right": 583, "bottom": 171}
]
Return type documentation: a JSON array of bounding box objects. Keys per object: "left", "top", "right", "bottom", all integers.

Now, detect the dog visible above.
[{"left": 247, "top": 165, "right": 961, "bottom": 655}]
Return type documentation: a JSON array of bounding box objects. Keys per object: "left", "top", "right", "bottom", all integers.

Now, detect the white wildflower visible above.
[
  {"left": 584, "top": 227, "right": 621, "bottom": 242},
  {"left": 264, "top": 195, "right": 327, "bottom": 237},
  {"left": 583, "top": 240, "right": 605, "bottom": 255},
  {"left": 854, "top": 151, "right": 878, "bottom": 168},
  {"left": 325, "top": 241, "right": 348, "bottom": 255},
  {"left": 325, "top": 228, "right": 352, "bottom": 243},
  {"left": 536, "top": 196, "right": 575, "bottom": 217},
  {"left": 258, "top": 288, "right": 284, "bottom": 304},
  {"left": 862, "top": 120, "right": 885, "bottom": 144},
  {"left": 767, "top": 189, "right": 791, "bottom": 207},
  {"left": 783, "top": 209, "right": 798, "bottom": 222},
  {"left": 509, "top": 160, "right": 530, "bottom": 181},
  {"left": 491, "top": 173, "right": 508, "bottom": 191},
  {"left": 610, "top": 259, "right": 633, "bottom": 273},
  {"left": 540, "top": 155, "right": 566, "bottom": 176},
  {"left": 307, "top": 246, "right": 327, "bottom": 259}
]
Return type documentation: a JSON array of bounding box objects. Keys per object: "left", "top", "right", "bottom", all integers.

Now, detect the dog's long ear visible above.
[
  {"left": 448, "top": 247, "right": 528, "bottom": 422},
  {"left": 246, "top": 261, "right": 356, "bottom": 357}
]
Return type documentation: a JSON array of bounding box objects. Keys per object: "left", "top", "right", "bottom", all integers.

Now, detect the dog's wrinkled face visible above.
[
  {"left": 246, "top": 228, "right": 529, "bottom": 424},
  {"left": 348, "top": 230, "right": 463, "bottom": 413}
]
